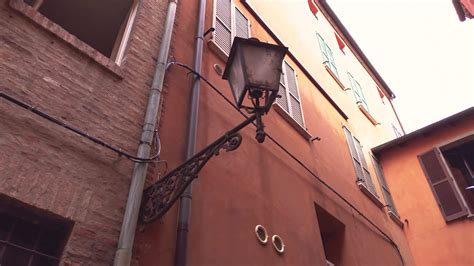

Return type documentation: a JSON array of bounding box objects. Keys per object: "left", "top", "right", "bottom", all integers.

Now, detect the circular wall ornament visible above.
[
  {"left": 272, "top": 235, "right": 285, "bottom": 254},
  {"left": 213, "top": 64, "right": 223, "bottom": 76},
  {"left": 254, "top": 225, "right": 268, "bottom": 244}
]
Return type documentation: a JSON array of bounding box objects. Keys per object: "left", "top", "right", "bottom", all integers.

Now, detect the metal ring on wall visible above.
[
  {"left": 254, "top": 225, "right": 268, "bottom": 244},
  {"left": 272, "top": 235, "right": 285, "bottom": 254}
]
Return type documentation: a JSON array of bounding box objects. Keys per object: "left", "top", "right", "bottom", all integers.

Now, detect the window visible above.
[
  {"left": 316, "top": 33, "right": 338, "bottom": 78},
  {"left": 213, "top": 0, "right": 250, "bottom": 56},
  {"left": 23, "top": 0, "right": 138, "bottom": 65},
  {"left": 343, "top": 127, "right": 380, "bottom": 201},
  {"left": 419, "top": 137, "right": 474, "bottom": 222},
  {"left": 347, "top": 73, "right": 369, "bottom": 112},
  {"left": 315, "top": 204, "right": 345, "bottom": 266},
  {"left": 276, "top": 61, "right": 305, "bottom": 127},
  {"left": 0, "top": 195, "right": 73, "bottom": 266},
  {"left": 371, "top": 155, "right": 401, "bottom": 222}
]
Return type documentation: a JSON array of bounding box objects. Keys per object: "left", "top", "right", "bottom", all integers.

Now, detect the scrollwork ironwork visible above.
[{"left": 141, "top": 133, "right": 243, "bottom": 223}]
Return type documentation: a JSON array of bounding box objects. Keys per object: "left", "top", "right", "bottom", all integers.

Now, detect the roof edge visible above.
[
  {"left": 372, "top": 107, "right": 474, "bottom": 154},
  {"left": 317, "top": 0, "right": 396, "bottom": 99}
]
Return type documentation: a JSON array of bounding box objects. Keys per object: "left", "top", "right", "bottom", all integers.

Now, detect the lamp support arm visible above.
[{"left": 141, "top": 114, "right": 257, "bottom": 223}]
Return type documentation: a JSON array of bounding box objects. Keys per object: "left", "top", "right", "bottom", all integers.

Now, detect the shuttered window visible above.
[
  {"left": 214, "top": 0, "right": 250, "bottom": 56},
  {"left": 347, "top": 73, "right": 369, "bottom": 112},
  {"left": 343, "top": 127, "right": 378, "bottom": 196},
  {"left": 419, "top": 148, "right": 468, "bottom": 222},
  {"left": 316, "top": 33, "right": 338, "bottom": 78},
  {"left": 276, "top": 61, "right": 305, "bottom": 127},
  {"left": 371, "top": 155, "right": 399, "bottom": 217}
]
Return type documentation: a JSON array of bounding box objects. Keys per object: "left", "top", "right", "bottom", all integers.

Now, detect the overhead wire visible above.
[
  {"left": 0, "top": 91, "right": 165, "bottom": 164},
  {"left": 168, "top": 61, "right": 406, "bottom": 266}
]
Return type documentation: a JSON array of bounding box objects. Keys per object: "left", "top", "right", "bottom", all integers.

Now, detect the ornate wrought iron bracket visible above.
[{"left": 141, "top": 114, "right": 258, "bottom": 223}]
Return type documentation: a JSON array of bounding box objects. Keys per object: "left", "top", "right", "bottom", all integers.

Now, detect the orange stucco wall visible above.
[
  {"left": 377, "top": 113, "right": 474, "bottom": 266},
  {"left": 133, "top": 0, "right": 414, "bottom": 265}
]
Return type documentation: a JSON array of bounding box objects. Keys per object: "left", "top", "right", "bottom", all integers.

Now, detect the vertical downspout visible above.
[
  {"left": 388, "top": 98, "right": 406, "bottom": 135},
  {"left": 174, "top": 0, "right": 206, "bottom": 265},
  {"left": 113, "top": 1, "right": 178, "bottom": 265}
]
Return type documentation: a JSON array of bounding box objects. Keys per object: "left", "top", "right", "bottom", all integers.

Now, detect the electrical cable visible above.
[
  {"left": 169, "top": 61, "right": 406, "bottom": 266},
  {"left": 0, "top": 91, "right": 165, "bottom": 164}
]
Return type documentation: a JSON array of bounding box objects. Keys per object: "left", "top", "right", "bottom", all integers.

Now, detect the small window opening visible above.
[
  {"left": 0, "top": 194, "right": 74, "bottom": 266},
  {"left": 443, "top": 138, "right": 474, "bottom": 213},
  {"left": 24, "top": 0, "right": 138, "bottom": 64},
  {"left": 315, "top": 204, "right": 345, "bottom": 266}
]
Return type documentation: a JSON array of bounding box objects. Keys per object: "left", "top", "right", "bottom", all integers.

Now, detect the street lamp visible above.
[
  {"left": 141, "top": 38, "right": 288, "bottom": 223},
  {"left": 223, "top": 37, "right": 287, "bottom": 143}
]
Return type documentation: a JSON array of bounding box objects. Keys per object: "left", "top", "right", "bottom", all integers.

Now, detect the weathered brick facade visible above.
[{"left": 0, "top": 0, "right": 168, "bottom": 264}]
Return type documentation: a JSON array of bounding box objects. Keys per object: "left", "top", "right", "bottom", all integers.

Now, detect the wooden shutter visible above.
[
  {"left": 284, "top": 62, "right": 304, "bottom": 126},
  {"left": 343, "top": 127, "right": 378, "bottom": 195},
  {"left": 343, "top": 127, "right": 365, "bottom": 182},
  {"left": 371, "top": 155, "right": 399, "bottom": 216},
  {"left": 234, "top": 8, "right": 249, "bottom": 39},
  {"left": 276, "top": 77, "right": 289, "bottom": 112},
  {"left": 419, "top": 148, "right": 468, "bottom": 221},
  {"left": 354, "top": 137, "right": 377, "bottom": 195},
  {"left": 316, "top": 33, "right": 329, "bottom": 64},
  {"left": 215, "top": 0, "right": 232, "bottom": 54}
]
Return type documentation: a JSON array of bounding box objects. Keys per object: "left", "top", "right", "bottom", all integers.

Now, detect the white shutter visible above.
[
  {"left": 344, "top": 127, "right": 378, "bottom": 196},
  {"left": 284, "top": 63, "right": 304, "bottom": 126},
  {"left": 215, "top": 0, "right": 232, "bottom": 54}
]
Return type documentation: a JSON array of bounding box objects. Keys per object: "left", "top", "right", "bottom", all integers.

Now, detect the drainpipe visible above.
[
  {"left": 174, "top": 0, "right": 206, "bottom": 265},
  {"left": 388, "top": 98, "right": 406, "bottom": 135},
  {"left": 113, "top": 1, "right": 178, "bottom": 265}
]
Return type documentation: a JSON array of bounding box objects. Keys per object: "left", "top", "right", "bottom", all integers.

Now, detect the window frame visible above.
[
  {"left": 418, "top": 147, "right": 470, "bottom": 221},
  {"left": 347, "top": 72, "right": 369, "bottom": 112},
  {"left": 371, "top": 154, "right": 403, "bottom": 226},
  {"left": 0, "top": 195, "right": 74, "bottom": 265},
  {"left": 316, "top": 33, "right": 339, "bottom": 78},
  {"left": 9, "top": 0, "right": 139, "bottom": 76},
  {"left": 276, "top": 61, "right": 306, "bottom": 128},
  {"left": 211, "top": 0, "right": 251, "bottom": 58},
  {"left": 343, "top": 126, "right": 383, "bottom": 208}
]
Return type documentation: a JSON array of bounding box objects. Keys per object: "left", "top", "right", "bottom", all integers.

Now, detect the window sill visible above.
[
  {"left": 388, "top": 211, "right": 404, "bottom": 228},
  {"left": 9, "top": 0, "right": 124, "bottom": 78},
  {"left": 324, "top": 65, "right": 345, "bottom": 91},
  {"left": 273, "top": 103, "right": 312, "bottom": 140},
  {"left": 208, "top": 39, "right": 229, "bottom": 62},
  {"left": 357, "top": 181, "right": 385, "bottom": 208},
  {"left": 357, "top": 103, "right": 378, "bottom": 126}
]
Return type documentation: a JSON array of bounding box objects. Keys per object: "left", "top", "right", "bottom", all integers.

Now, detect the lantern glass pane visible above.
[
  {"left": 241, "top": 44, "right": 284, "bottom": 92},
  {"left": 227, "top": 46, "right": 247, "bottom": 106}
]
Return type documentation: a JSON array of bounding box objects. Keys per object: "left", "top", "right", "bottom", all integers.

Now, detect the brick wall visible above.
[{"left": 0, "top": 0, "right": 168, "bottom": 264}]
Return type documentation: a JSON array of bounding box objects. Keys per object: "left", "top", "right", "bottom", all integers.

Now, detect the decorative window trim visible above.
[
  {"left": 9, "top": 0, "right": 140, "bottom": 78},
  {"left": 358, "top": 103, "right": 379, "bottom": 125},
  {"left": 209, "top": 0, "right": 251, "bottom": 61},
  {"left": 324, "top": 65, "right": 345, "bottom": 90}
]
